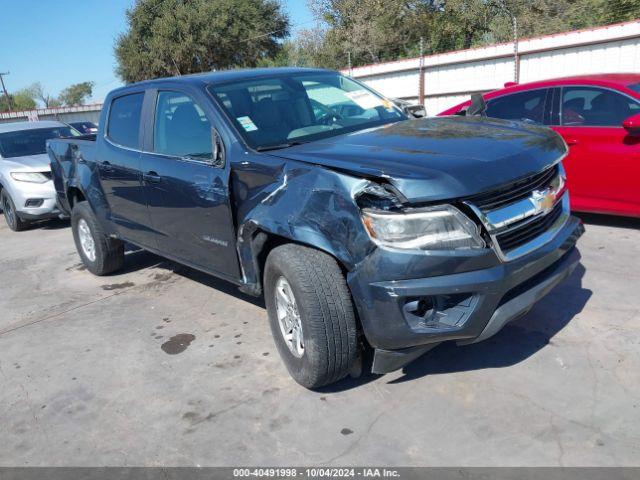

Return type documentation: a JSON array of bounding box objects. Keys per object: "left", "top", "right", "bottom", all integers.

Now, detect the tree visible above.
[
  {"left": 29, "top": 82, "right": 61, "bottom": 108},
  {"left": 58, "top": 81, "right": 95, "bottom": 106},
  {"left": 308, "top": 0, "right": 437, "bottom": 68},
  {"left": 258, "top": 25, "right": 339, "bottom": 68},
  {"left": 114, "top": 0, "right": 290, "bottom": 83},
  {"left": 486, "top": 0, "right": 604, "bottom": 43},
  {"left": 603, "top": 0, "right": 640, "bottom": 24},
  {"left": 0, "top": 95, "right": 13, "bottom": 112},
  {"left": 301, "top": 0, "right": 637, "bottom": 70},
  {"left": 0, "top": 89, "right": 37, "bottom": 112}
]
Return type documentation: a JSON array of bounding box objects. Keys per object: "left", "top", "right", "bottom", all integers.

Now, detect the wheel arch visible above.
[
  {"left": 237, "top": 221, "right": 353, "bottom": 298},
  {"left": 66, "top": 186, "right": 87, "bottom": 209}
]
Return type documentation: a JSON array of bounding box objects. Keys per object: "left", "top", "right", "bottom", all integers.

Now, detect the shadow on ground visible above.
[
  {"left": 121, "top": 245, "right": 265, "bottom": 308},
  {"left": 575, "top": 212, "right": 640, "bottom": 229},
  {"left": 38, "top": 218, "right": 71, "bottom": 230}
]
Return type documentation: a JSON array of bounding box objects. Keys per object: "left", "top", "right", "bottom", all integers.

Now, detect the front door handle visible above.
[
  {"left": 566, "top": 139, "right": 579, "bottom": 146},
  {"left": 143, "top": 171, "right": 161, "bottom": 184}
]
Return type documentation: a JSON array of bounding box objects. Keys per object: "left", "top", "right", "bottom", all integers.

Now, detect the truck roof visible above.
[
  {"left": 0, "top": 120, "right": 69, "bottom": 133},
  {"left": 110, "top": 67, "right": 333, "bottom": 95}
]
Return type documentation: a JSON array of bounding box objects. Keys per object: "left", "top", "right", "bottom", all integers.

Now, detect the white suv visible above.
[{"left": 0, "top": 121, "right": 79, "bottom": 231}]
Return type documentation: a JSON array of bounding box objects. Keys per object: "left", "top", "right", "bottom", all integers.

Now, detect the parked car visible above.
[
  {"left": 68, "top": 121, "right": 99, "bottom": 135},
  {"left": 49, "top": 68, "right": 583, "bottom": 388},
  {"left": 0, "top": 121, "right": 79, "bottom": 231},
  {"left": 439, "top": 74, "right": 640, "bottom": 218}
]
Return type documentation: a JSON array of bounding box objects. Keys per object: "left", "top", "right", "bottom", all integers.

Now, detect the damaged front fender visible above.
[{"left": 232, "top": 155, "right": 381, "bottom": 295}]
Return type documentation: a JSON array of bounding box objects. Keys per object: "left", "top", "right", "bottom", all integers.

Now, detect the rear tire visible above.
[
  {"left": 1, "top": 190, "right": 29, "bottom": 232},
  {"left": 71, "top": 201, "right": 124, "bottom": 275},
  {"left": 264, "top": 244, "right": 358, "bottom": 389}
]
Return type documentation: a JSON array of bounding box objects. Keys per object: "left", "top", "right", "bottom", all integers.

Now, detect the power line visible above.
[
  {"left": 0, "top": 71, "right": 12, "bottom": 112},
  {"left": 237, "top": 19, "right": 317, "bottom": 44}
]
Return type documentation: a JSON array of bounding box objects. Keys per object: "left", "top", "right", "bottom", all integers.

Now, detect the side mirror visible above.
[
  {"left": 392, "top": 99, "right": 427, "bottom": 118},
  {"left": 211, "top": 128, "right": 225, "bottom": 167},
  {"left": 622, "top": 113, "right": 640, "bottom": 135},
  {"left": 404, "top": 104, "right": 427, "bottom": 118},
  {"left": 466, "top": 93, "right": 487, "bottom": 116}
]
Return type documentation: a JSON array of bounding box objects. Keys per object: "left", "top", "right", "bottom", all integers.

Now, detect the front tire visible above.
[
  {"left": 264, "top": 244, "right": 358, "bottom": 389},
  {"left": 71, "top": 201, "right": 124, "bottom": 275},
  {"left": 1, "top": 190, "right": 29, "bottom": 232}
]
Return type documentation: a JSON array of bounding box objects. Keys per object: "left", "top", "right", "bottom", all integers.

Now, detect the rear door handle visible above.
[
  {"left": 143, "top": 171, "right": 161, "bottom": 184},
  {"left": 566, "top": 139, "right": 579, "bottom": 146}
]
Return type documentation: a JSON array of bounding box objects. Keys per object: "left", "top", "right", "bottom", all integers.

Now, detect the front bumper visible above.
[
  {"left": 8, "top": 179, "right": 59, "bottom": 221},
  {"left": 347, "top": 215, "right": 584, "bottom": 373}
]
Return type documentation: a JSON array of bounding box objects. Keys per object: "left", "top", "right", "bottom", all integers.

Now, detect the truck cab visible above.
[{"left": 49, "top": 68, "right": 583, "bottom": 388}]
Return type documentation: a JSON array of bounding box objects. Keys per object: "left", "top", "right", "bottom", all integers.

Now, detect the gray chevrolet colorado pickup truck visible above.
[{"left": 49, "top": 68, "right": 583, "bottom": 388}]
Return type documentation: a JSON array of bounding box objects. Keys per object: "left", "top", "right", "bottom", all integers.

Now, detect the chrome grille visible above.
[
  {"left": 467, "top": 165, "right": 558, "bottom": 211},
  {"left": 465, "top": 163, "right": 568, "bottom": 261},
  {"left": 495, "top": 201, "right": 564, "bottom": 252}
]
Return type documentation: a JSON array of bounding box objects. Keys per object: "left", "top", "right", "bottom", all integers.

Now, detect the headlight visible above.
[
  {"left": 10, "top": 172, "right": 49, "bottom": 183},
  {"left": 361, "top": 205, "right": 485, "bottom": 250}
]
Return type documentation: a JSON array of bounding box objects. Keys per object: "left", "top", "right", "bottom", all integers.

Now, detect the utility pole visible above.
[
  {"left": 512, "top": 15, "right": 520, "bottom": 83},
  {"left": 0, "top": 71, "right": 12, "bottom": 112},
  {"left": 418, "top": 37, "right": 425, "bottom": 106},
  {"left": 347, "top": 52, "right": 352, "bottom": 77}
]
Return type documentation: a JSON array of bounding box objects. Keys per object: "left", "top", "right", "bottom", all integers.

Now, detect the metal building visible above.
[
  {"left": 345, "top": 20, "right": 640, "bottom": 115},
  {"left": 0, "top": 103, "right": 102, "bottom": 125}
]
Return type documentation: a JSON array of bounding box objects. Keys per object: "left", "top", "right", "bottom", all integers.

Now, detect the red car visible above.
[{"left": 439, "top": 74, "right": 640, "bottom": 218}]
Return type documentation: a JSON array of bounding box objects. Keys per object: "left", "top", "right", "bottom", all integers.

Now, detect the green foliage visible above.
[
  {"left": 302, "top": 0, "right": 437, "bottom": 67},
  {"left": 58, "top": 81, "right": 95, "bottom": 106},
  {"left": 487, "top": 0, "right": 605, "bottom": 42},
  {"left": 29, "top": 82, "right": 61, "bottom": 108},
  {"left": 0, "top": 89, "right": 37, "bottom": 112},
  {"left": 0, "top": 94, "right": 13, "bottom": 112},
  {"left": 12, "top": 90, "right": 36, "bottom": 110},
  {"left": 115, "top": 0, "right": 290, "bottom": 83},
  {"left": 48, "top": 97, "right": 63, "bottom": 108},
  {"left": 603, "top": 0, "right": 640, "bottom": 23},
  {"left": 293, "top": 0, "right": 640, "bottom": 69},
  {"left": 0, "top": 80, "right": 94, "bottom": 112}
]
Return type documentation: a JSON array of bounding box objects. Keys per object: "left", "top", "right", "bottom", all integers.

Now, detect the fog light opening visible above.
[
  {"left": 403, "top": 297, "right": 436, "bottom": 326},
  {"left": 25, "top": 198, "right": 44, "bottom": 208},
  {"left": 403, "top": 293, "right": 479, "bottom": 330},
  {"left": 415, "top": 298, "right": 433, "bottom": 317}
]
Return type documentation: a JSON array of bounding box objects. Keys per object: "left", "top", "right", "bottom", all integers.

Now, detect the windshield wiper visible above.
[{"left": 255, "top": 141, "right": 307, "bottom": 152}]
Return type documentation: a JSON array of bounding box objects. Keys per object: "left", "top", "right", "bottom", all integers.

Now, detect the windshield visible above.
[
  {"left": 0, "top": 126, "right": 80, "bottom": 158},
  {"left": 207, "top": 72, "right": 406, "bottom": 150},
  {"left": 628, "top": 83, "right": 640, "bottom": 94}
]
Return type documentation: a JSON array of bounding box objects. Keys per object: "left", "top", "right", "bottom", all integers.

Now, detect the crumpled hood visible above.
[
  {"left": 270, "top": 116, "right": 566, "bottom": 203},
  {"left": 0, "top": 153, "right": 51, "bottom": 172}
]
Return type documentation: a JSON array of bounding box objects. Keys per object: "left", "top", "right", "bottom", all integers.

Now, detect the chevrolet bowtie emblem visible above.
[{"left": 531, "top": 189, "right": 556, "bottom": 214}]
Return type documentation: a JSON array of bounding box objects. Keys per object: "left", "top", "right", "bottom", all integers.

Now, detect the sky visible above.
[{"left": 0, "top": 0, "right": 315, "bottom": 105}]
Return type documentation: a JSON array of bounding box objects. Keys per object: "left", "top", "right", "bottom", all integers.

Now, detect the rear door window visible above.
[
  {"left": 107, "top": 93, "right": 144, "bottom": 149},
  {"left": 561, "top": 87, "right": 640, "bottom": 127},
  {"left": 486, "top": 89, "right": 548, "bottom": 124}
]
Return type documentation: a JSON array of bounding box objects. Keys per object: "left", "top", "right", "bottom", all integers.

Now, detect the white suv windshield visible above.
[
  {"left": 0, "top": 126, "right": 79, "bottom": 158},
  {"left": 208, "top": 72, "right": 406, "bottom": 150}
]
